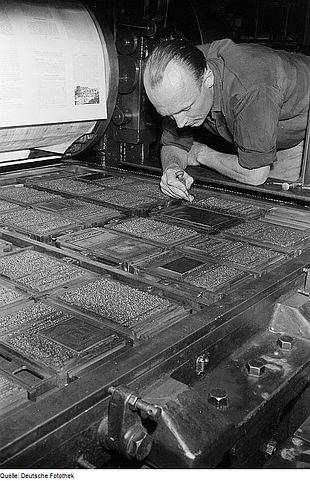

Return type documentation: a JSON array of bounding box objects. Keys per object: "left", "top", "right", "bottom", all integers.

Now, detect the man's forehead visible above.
[
  {"left": 162, "top": 60, "right": 187, "bottom": 88},
  {"left": 144, "top": 60, "right": 201, "bottom": 115},
  {"left": 151, "top": 84, "right": 195, "bottom": 114},
  {"left": 157, "top": 64, "right": 197, "bottom": 93}
]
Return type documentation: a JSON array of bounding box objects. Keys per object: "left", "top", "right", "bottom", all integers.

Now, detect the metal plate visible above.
[
  {"left": 0, "top": 374, "right": 28, "bottom": 413},
  {"left": 0, "top": 185, "right": 63, "bottom": 206},
  {"left": 0, "top": 199, "right": 22, "bottom": 212},
  {"left": 132, "top": 250, "right": 246, "bottom": 294},
  {"left": 159, "top": 257, "right": 205, "bottom": 276},
  {"left": 133, "top": 250, "right": 210, "bottom": 273},
  {"left": 3, "top": 312, "right": 124, "bottom": 373},
  {"left": 57, "top": 228, "right": 162, "bottom": 266},
  {"left": 26, "top": 178, "right": 102, "bottom": 195},
  {"left": 110, "top": 218, "right": 199, "bottom": 247},
  {"left": 225, "top": 245, "right": 284, "bottom": 270},
  {"left": 192, "top": 196, "right": 267, "bottom": 218},
  {"left": 222, "top": 220, "right": 310, "bottom": 253},
  {"left": 76, "top": 172, "right": 113, "bottom": 181},
  {"left": 132, "top": 251, "right": 216, "bottom": 281},
  {"left": 81, "top": 175, "right": 135, "bottom": 188},
  {"left": 261, "top": 206, "right": 310, "bottom": 231},
  {"left": 56, "top": 277, "right": 187, "bottom": 339},
  {"left": 157, "top": 205, "right": 241, "bottom": 232},
  {"left": 163, "top": 206, "right": 234, "bottom": 225},
  {"left": 41, "top": 318, "right": 115, "bottom": 353},
  {"left": 188, "top": 264, "right": 247, "bottom": 292},
  {"left": 118, "top": 180, "right": 166, "bottom": 199},
  {"left": 86, "top": 189, "right": 162, "bottom": 210},
  {"left": 0, "top": 302, "right": 57, "bottom": 335},
  {"left": 0, "top": 282, "right": 27, "bottom": 308},
  {"left": 179, "top": 236, "right": 285, "bottom": 274},
  {"left": 35, "top": 198, "right": 122, "bottom": 224},
  {"left": 180, "top": 236, "right": 244, "bottom": 259},
  {"left": 0, "top": 249, "right": 95, "bottom": 292},
  {"left": 0, "top": 207, "right": 81, "bottom": 243}
]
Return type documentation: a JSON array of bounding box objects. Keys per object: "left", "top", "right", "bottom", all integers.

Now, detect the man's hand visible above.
[{"left": 160, "top": 167, "right": 194, "bottom": 201}]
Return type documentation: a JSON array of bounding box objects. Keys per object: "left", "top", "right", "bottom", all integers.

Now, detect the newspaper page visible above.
[
  {"left": 0, "top": 0, "right": 107, "bottom": 155},
  {"left": 0, "top": 121, "right": 96, "bottom": 154}
]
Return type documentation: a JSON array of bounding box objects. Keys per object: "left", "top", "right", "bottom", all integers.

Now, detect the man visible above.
[{"left": 143, "top": 38, "right": 310, "bottom": 201}]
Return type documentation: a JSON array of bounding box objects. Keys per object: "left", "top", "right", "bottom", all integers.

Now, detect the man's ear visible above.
[{"left": 203, "top": 65, "right": 214, "bottom": 89}]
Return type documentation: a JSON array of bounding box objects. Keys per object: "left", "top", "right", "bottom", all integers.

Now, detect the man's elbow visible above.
[{"left": 243, "top": 166, "right": 270, "bottom": 186}]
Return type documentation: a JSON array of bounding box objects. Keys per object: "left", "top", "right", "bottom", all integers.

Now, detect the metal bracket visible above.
[
  {"left": 298, "top": 267, "right": 310, "bottom": 297},
  {"left": 98, "top": 385, "right": 161, "bottom": 462}
]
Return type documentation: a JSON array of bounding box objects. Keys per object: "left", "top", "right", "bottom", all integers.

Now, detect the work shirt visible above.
[{"left": 161, "top": 39, "right": 310, "bottom": 169}]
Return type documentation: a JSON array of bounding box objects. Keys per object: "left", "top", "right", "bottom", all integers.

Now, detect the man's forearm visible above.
[
  {"left": 161, "top": 145, "right": 189, "bottom": 173},
  {"left": 197, "top": 147, "right": 270, "bottom": 185}
]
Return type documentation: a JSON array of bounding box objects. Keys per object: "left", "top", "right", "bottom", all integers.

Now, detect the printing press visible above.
[{"left": 1, "top": 0, "right": 310, "bottom": 469}]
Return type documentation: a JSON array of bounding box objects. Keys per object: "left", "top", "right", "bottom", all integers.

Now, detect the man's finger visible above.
[
  {"left": 161, "top": 169, "right": 194, "bottom": 201},
  {"left": 165, "top": 182, "right": 191, "bottom": 200},
  {"left": 183, "top": 174, "right": 194, "bottom": 190},
  {"left": 160, "top": 181, "right": 180, "bottom": 198},
  {"left": 161, "top": 184, "right": 185, "bottom": 199},
  {"left": 166, "top": 173, "right": 190, "bottom": 196}
]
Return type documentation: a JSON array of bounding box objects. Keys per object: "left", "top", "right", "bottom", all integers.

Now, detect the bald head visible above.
[
  {"left": 144, "top": 39, "right": 206, "bottom": 90},
  {"left": 143, "top": 41, "right": 214, "bottom": 129},
  {"left": 144, "top": 59, "right": 201, "bottom": 118}
]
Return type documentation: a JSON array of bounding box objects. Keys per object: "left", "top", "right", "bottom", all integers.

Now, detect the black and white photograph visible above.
[{"left": 0, "top": 0, "right": 310, "bottom": 477}]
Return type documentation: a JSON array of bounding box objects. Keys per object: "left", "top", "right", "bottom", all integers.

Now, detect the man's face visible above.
[{"left": 144, "top": 60, "right": 214, "bottom": 128}]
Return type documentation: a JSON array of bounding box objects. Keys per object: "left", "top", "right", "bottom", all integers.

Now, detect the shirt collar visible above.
[{"left": 205, "top": 57, "right": 224, "bottom": 114}]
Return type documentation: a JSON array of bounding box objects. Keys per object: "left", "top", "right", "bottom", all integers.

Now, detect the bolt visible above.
[
  {"left": 128, "top": 394, "right": 139, "bottom": 410},
  {"left": 277, "top": 334, "right": 294, "bottom": 351},
  {"left": 195, "top": 354, "right": 209, "bottom": 376},
  {"left": 208, "top": 388, "right": 228, "bottom": 409},
  {"left": 265, "top": 439, "right": 277, "bottom": 456},
  {"left": 229, "top": 445, "right": 237, "bottom": 457},
  {"left": 246, "top": 359, "right": 266, "bottom": 377},
  {"left": 126, "top": 428, "right": 153, "bottom": 461},
  {"left": 134, "top": 399, "right": 162, "bottom": 421}
]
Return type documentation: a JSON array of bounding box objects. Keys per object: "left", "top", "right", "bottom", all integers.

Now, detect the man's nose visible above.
[{"left": 174, "top": 113, "right": 186, "bottom": 128}]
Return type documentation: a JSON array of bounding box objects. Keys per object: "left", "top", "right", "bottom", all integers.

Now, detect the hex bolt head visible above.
[
  {"left": 277, "top": 334, "right": 294, "bottom": 351},
  {"left": 208, "top": 388, "right": 228, "bottom": 409},
  {"left": 246, "top": 359, "right": 266, "bottom": 377},
  {"left": 265, "top": 439, "right": 277, "bottom": 456},
  {"left": 126, "top": 428, "right": 153, "bottom": 461}
]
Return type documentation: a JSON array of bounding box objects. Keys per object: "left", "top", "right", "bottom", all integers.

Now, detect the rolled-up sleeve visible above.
[
  {"left": 233, "top": 85, "right": 282, "bottom": 169},
  {"left": 161, "top": 116, "right": 194, "bottom": 152}
]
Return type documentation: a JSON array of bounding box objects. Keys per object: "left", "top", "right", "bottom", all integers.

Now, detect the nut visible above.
[
  {"left": 126, "top": 428, "right": 153, "bottom": 461},
  {"left": 208, "top": 388, "right": 228, "bottom": 409},
  {"left": 246, "top": 359, "right": 266, "bottom": 377},
  {"left": 265, "top": 439, "right": 277, "bottom": 456},
  {"left": 277, "top": 334, "right": 294, "bottom": 351}
]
